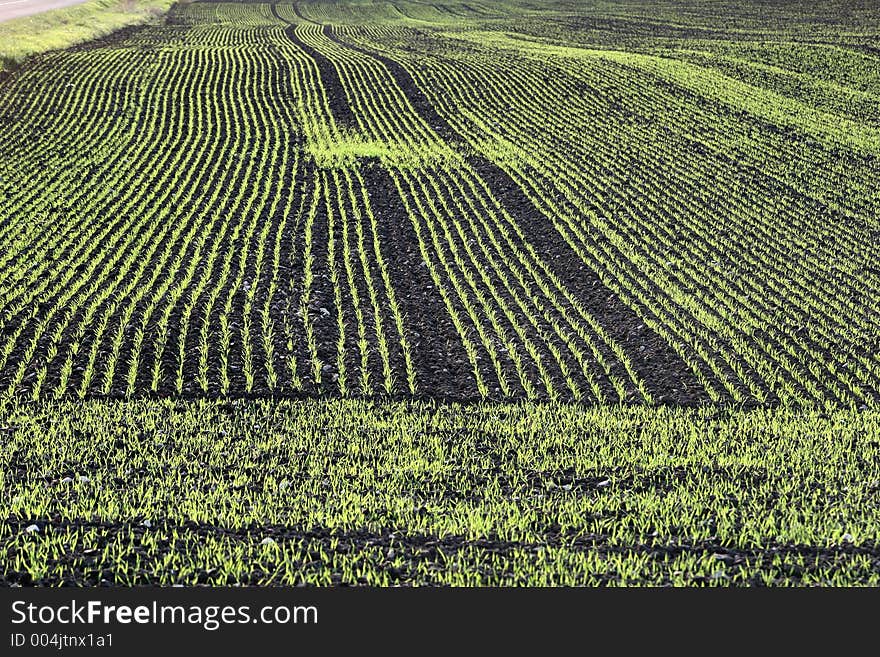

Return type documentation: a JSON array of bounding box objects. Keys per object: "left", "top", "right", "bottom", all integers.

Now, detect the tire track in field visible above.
[
  {"left": 271, "top": 5, "right": 356, "bottom": 130},
  {"left": 321, "top": 26, "right": 709, "bottom": 405},
  {"left": 359, "top": 161, "right": 480, "bottom": 400},
  {"left": 272, "top": 5, "right": 477, "bottom": 398}
]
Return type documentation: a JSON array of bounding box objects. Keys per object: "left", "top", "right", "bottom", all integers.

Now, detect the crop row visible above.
[
  {"left": 0, "top": 0, "right": 877, "bottom": 405},
  {"left": 340, "top": 16, "right": 880, "bottom": 406}
]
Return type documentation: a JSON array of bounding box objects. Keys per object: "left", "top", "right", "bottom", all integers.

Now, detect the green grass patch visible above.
[{"left": 304, "top": 131, "right": 461, "bottom": 169}]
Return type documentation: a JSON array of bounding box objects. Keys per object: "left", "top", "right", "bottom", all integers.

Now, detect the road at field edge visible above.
[{"left": 0, "top": 0, "right": 88, "bottom": 23}]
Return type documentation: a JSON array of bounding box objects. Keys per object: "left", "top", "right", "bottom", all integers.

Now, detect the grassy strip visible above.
[
  {"left": 2, "top": 399, "right": 879, "bottom": 586},
  {"left": 445, "top": 30, "right": 880, "bottom": 155},
  {"left": 0, "top": 0, "right": 175, "bottom": 71}
]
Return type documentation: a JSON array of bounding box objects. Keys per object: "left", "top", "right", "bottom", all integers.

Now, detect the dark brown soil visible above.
[{"left": 360, "top": 161, "right": 480, "bottom": 401}]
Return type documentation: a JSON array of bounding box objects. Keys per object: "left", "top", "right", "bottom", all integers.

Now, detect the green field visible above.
[
  {"left": 4, "top": 400, "right": 880, "bottom": 585},
  {"left": 1, "top": 0, "right": 879, "bottom": 585}
]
